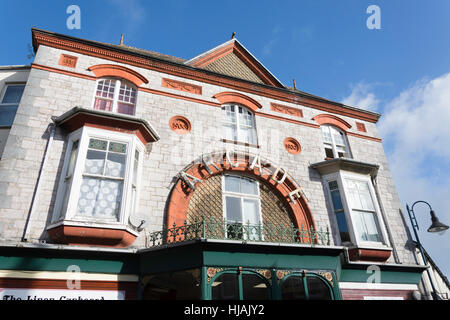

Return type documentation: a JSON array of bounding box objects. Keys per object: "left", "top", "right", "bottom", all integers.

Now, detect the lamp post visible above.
[{"left": 406, "top": 201, "right": 449, "bottom": 300}]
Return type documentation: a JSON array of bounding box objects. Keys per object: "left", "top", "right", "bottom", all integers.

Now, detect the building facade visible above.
[{"left": 0, "top": 28, "right": 431, "bottom": 300}]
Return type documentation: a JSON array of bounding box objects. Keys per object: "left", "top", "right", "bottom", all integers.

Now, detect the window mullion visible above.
[{"left": 112, "top": 79, "right": 121, "bottom": 113}]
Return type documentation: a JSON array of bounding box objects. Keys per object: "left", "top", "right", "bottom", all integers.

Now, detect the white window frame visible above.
[
  {"left": 92, "top": 78, "right": 137, "bottom": 116},
  {"left": 51, "top": 126, "right": 144, "bottom": 229},
  {"left": 221, "top": 104, "right": 258, "bottom": 145},
  {"left": 320, "top": 125, "right": 352, "bottom": 159},
  {"left": 221, "top": 174, "right": 263, "bottom": 240},
  {"left": 0, "top": 83, "right": 26, "bottom": 127},
  {"left": 323, "top": 171, "right": 389, "bottom": 248}
]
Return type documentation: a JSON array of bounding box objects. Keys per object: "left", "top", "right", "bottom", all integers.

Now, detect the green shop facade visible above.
[{"left": 0, "top": 233, "right": 425, "bottom": 300}]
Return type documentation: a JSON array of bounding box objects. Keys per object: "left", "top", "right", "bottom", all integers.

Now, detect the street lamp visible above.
[{"left": 406, "top": 201, "right": 449, "bottom": 300}]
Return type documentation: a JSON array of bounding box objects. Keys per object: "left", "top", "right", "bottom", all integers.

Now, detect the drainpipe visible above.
[
  {"left": 21, "top": 122, "right": 55, "bottom": 242},
  {"left": 371, "top": 176, "right": 401, "bottom": 264}
]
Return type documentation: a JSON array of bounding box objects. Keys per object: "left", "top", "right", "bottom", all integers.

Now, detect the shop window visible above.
[
  {"left": 211, "top": 270, "right": 270, "bottom": 300},
  {"left": 281, "top": 274, "right": 333, "bottom": 300},
  {"left": 222, "top": 175, "right": 262, "bottom": 240},
  {"left": 222, "top": 104, "right": 257, "bottom": 145},
  {"left": 143, "top": 269, "right": 201, "bottom": 300},
  {"left": 93, "top": 78, "right": 137, "bottom": 115},
  {"left": 320, "top": 125, "right": 351, "bottom": 159},
  {"left": 0, "top": 84, "right": 25, "bottom": 127}
]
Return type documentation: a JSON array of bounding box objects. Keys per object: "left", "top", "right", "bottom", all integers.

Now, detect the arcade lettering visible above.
[{"left": 180, "top": 152, "right": 305, "bottom": 204}]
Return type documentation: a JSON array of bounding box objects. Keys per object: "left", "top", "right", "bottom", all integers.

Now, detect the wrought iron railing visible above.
[{"left": 146, "top": 215, "right": 330, "bottom": 247}]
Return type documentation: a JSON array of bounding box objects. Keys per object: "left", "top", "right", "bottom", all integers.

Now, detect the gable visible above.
[{"left": 185, "top": 39, "right": 284, "bottom": 88}]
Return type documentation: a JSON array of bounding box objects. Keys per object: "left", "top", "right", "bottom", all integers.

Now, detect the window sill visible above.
[
  {"left": 221, "top": 139, "right": 260, "bottom": 148},
  {"left": 347, "top": 245, "right": 392, "bottom": 262},
  {"left": 46, "top": 220, "right": 138, "bottom": 248}
]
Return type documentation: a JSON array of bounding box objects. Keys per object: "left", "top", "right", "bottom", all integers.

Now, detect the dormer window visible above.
[
  {"left": 222, "top": 104, "right": 257, "bottom": 145},
  {"left": 94, "top": 78, "right": 137, "bottom": 115},
  {"left": 320, "top": 125, "right": 351, "bottom": 159}
]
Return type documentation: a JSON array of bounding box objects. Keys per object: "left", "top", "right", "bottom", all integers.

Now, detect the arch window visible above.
[
  {"left": 222, "top": 104, "right": 257, "bottom": 145},
  {"left": 211, "top": 270, "right": 270, "bottom": 300},
  {"left": 93, "top": 78, "right": 137, "bottom": 115},
  {"left": 281, "top": 273, "right": 334, "bottom": 300},
  {"left": 320, "top": 125, "right": 351, "bottom": 159}
]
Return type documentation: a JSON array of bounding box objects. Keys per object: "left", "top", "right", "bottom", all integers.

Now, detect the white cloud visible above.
[
  {"left": 341, "top": 82, "right": 380, "bottom": 111},
  {"left": 378, "top": 73, "right": 450, "bottom": 277}
]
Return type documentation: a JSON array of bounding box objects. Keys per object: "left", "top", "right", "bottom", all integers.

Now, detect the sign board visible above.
[{"left": 0, "top": 288, "right": 125, "bottom": 300}]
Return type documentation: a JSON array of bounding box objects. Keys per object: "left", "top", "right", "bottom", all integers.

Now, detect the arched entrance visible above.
[{"left": 166, "top": 151, "right": 316, "bottom": 233}]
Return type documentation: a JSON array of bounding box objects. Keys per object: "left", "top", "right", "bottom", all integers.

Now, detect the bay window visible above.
[
  {"left": 93, "top": 78, "right": 137, "bottom": 115},
  {"left": 325, "top": 173, "right": 387, "bottom": 247},
  {"left": 222, "top": 104, "right": 257, "bottom": 145},
  {"left": 52, "top": 127, "right": 143, "bottom": 226}
]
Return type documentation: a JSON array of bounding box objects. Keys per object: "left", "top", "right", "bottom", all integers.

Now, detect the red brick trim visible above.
[
  {"left": 166, "top": 156, "right": 316, "bottom": 233},
  {"left": 169, "top": 115, "right": 192, "bottom": 134},
  {"left": 30, "top": 64, "right": 380, "bottom": 142},
  {"left": 88, "top": 64, "right": 149, "bottom": 87},
  {"left": 355, "top": 121, "right": 367, "bottom": 132},
  {"left": 284, "top": 137, "right": 302, "bottom": 154},
  {"left": 162, "top": 78, "right": 202, "bottom": 95},
  {"left": 32, "top": 30, "right": 380, "bottom": 123},
  {"left": 271, "top": 103, "right": 303, "bottom": 118},
  {"left": 58, "top": 54, "right": 78, "bottom": 68},
  {"left": 213, "top": 91, "right": 263, "bottom": 112},
  {"left": 312, "top": 114, "right": 352, "bottom": 132}
]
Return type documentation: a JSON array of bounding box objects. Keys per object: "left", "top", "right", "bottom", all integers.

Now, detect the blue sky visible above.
[{"left": 1, "top": 1, "right": 450, "bottom": 278}]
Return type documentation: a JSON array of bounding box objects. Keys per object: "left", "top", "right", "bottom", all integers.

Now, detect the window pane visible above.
[
  {"left": 225, "top": 196, "right": 242, "bottom": 222},
  {"left": 243, "top": 199, "right": 259, "bottom": 225},
  {"left": 212, "top": 273, "right": 239, "bottom": 300},
  {"left": 353, "top": 210, "right": 382, "bottom": 242},
  {"left": 222, "top": 105, "right": 236, "bottom": 123},
  {"left": 281, "top": 276, "right": 306, "bottom": 300},
  {"left": 89, "top": 139, "right": 107, "bottom": 151},
  {"left": 307, "top": 277, "right": 332, "bottom": 300},
  {"left": 109, "top": 142, "right": 127, "bottom": 153},
  {"left": 346, "top": 179, "right": 375, "bottom": 211},
  {"left": 1, "top": 85, "right": 25, "bottom": 104},
  {"left": 0, "top": 104, "right": 18, "bottom": 126},
  {"left": 336, "top": 211, "right": 351, "bottom": 242},
  {"left": 93, "top": 98, "right": 113, "bottom": 112},
  {"left": 238, "top": 126, "right": 255, "bottom": 144},
  {"left": 117, "top": 102, "right": 134, "bottom": 115},
  {"left": 96, "top": 79, "right": 115, "bottom": 99},
  {"left": 241, "top": 177, "right": 258, "bottom": 195},
  {"left": 84, "top": 150, "right": 106, "bottom": 175},
  {"left": 223, "top": 124, "right": 237, "bottom": 141},
  {"left": 242, "top": 274, "right": 269, "bottom": 300},
  {"left": 77, "top": 177, "right": 122, "bottom": 219},
  {"left": 325, "top": 147, "right": 334, "bottom": 158},
  {"left": 84, "top": 149, "right": 106, "bottom": 175},
  {"left": 330, "top": 189, "right": 343, "bottom": 211},
  {"left": 118, "top": 82, "right": 136, "bottom": 104},
  {"left": 105, "top": 153, "right": 126, "bottom": 178},
  {"left": 143, "top": 269, "right": 201, "bottom": 300},
  {"left": 321, "top": 126, "right": 332, "bottom": 143},
  {"left": 225, "top": 176, "right": 241, "bottom": 193}
]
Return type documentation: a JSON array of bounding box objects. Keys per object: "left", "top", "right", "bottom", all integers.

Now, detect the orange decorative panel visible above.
[
  {"left": 58, "top": 54, "right": 78, "bottom": 68},
  {"left": 271, "top": 103, "right": 303, "bottom": 118},
  {"left": 162, "top": 78, "right": 202, "bottom": 95},
  {"left": 284, "top": 137, "right": 302, "bottom": 154},
  {"left": 169, "top": 116, "right": 192, "bottom": 134},
  {"left": 356, "top": 122, "right": 367, "bottom": 132}
]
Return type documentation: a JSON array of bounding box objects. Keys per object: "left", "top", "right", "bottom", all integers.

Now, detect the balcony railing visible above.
[{"left": 145, "top": 215, "right": 330, "bottom": 247}]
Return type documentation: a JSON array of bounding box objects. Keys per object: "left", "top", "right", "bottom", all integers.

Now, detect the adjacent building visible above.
[{"left": 0, "top": 28, "right": 439, "bottom": 300}]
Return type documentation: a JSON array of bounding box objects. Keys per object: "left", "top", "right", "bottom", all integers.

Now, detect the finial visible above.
[
  {"left": 293, "top": 79, "right": 297, "bottom": 90},
  {"left": 231, "top": 32, "right": 236, "bottom": 39},
  {"left": 120, "top": 34, "right": 124, "bottom": 46}
]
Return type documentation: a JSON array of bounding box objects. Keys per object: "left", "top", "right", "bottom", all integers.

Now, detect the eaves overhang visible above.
[
  {"left": 310, "top": 158, "right": 380, "bottom": 178},
  {"left": 53, "top": 106, "right": 160, "bottom": 144}
]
